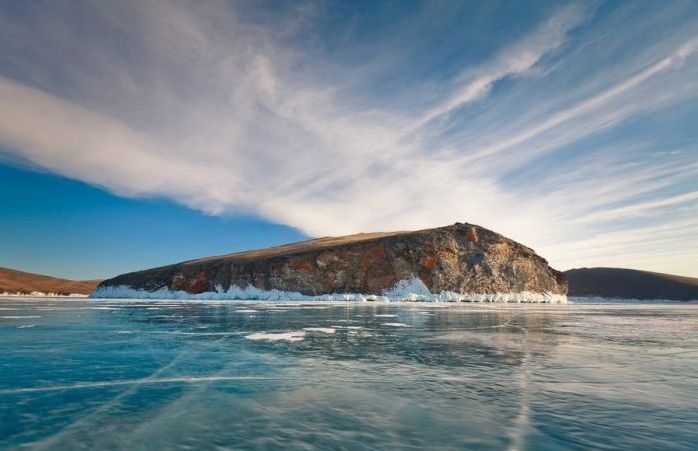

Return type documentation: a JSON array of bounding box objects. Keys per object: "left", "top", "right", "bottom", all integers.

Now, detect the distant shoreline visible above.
[{"left": 0, "top": 292, "right": 88, "bottom": 298}]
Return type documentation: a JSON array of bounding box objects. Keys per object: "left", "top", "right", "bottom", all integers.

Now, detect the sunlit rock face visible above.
[{"left": 92, "top": 223, "right": 567, "bottom": 301}]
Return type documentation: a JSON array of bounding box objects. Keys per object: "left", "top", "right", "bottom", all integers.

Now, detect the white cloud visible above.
[{"left": 0, "top": 75, "right": 241, "bottom": 213}]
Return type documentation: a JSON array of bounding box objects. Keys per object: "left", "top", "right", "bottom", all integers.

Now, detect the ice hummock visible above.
[{"left": 91, "top": 276, "right": 567, "bottom": 303}]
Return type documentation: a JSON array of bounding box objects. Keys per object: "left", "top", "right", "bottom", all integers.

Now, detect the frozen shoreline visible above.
[
  {"left": 0, "top": 292, "right": 88, "bottom": 298},
  {"left": 91, "top": 277, "right": 568, "bottom": 304}
]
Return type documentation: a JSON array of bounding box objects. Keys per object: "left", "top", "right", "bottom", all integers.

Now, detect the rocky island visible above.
[{"left": 92, "top": 222, "right": 568, "bottom": 302}]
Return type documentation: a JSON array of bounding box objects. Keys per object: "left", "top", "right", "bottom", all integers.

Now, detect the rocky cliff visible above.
[{"left": 92, "top": 223, "right": 567, "bottom": 302}]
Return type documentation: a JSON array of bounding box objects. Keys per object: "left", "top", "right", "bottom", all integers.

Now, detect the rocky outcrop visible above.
[{"left": 92, "top": 223, "right": 567, "bottom": 302}]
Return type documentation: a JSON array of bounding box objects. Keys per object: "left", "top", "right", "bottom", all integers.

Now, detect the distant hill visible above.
[
  {"left": 0, "top": 267, "right": 102, "bottom": 296},
  {"left": 565, "top": 267, "right": 698, "bottom": 301}
]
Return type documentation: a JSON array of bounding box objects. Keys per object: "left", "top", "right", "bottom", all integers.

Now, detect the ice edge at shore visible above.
[{"left": 91, "top": 277, "right": 567, "bottom": 304}]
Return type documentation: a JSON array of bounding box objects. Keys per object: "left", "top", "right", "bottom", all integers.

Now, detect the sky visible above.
[{"left": 0, "top": 0, "right": 697, "bottom": 280}]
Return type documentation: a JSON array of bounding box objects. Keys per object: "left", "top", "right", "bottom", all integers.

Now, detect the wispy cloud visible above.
[
  {"left": 0, "top": 0, "right": 697, "bottom": 275},
  {"left": 413, "top": 4, "right": 592, "bottom": 130}
]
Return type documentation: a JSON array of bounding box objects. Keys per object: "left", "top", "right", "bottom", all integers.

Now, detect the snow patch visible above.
[
  {"left": 383, "top": 277, "right": 431, "bottom": 301},
  {"left": 1, "top": 315, "right": 41, "bottom": 319},
  {"left": 303, "top": 327, "right": 336, "bottom": 334},
  {"left": 245, "top": 331, "right": 306, "bottom": 342}
]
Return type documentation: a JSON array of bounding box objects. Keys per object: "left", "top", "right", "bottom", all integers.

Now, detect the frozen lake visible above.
[{"left": 1, "top": 298, "right": 697, "bottom": 450}]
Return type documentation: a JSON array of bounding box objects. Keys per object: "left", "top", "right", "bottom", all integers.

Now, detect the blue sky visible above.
[
  {"left": 0, "top": 162, "right": 304, "bottom": 279},
  {"left": 0, "top": 0, "right": 697, "bottom": 279}
]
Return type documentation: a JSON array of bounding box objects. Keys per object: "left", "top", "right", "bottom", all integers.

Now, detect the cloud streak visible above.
[{"left": 413, "top": 3, "right": 591, "bottom": 130}]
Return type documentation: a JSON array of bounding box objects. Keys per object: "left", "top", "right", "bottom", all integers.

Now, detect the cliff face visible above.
[{"left": 93, "top": 223, "right": 567, "bottom": 302}]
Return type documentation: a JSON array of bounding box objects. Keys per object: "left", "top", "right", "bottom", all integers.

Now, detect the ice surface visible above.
[
  {"left": 2, "top": 298, "right": 698, "bottom": 450},
  {"left": 569, "top": 296, "right": 696, "bottom": 304},
  {"left": 0, "top": 376, "right": 273, "bottom": 395}
]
